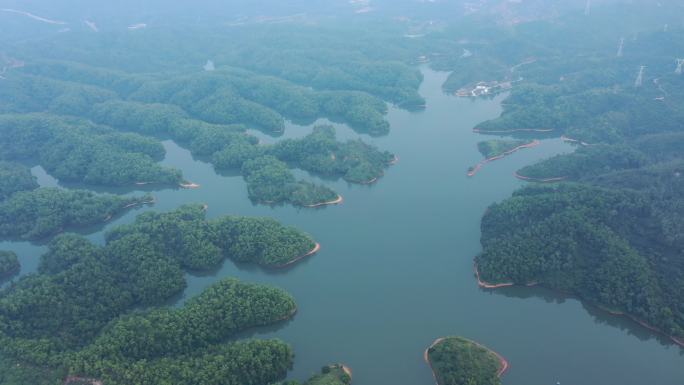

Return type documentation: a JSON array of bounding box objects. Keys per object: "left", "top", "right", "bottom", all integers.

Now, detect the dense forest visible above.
[
  {"left": 0, "top": 114, "right": 182, "bottom": 187},
  {"left": 477, "top": 172, "right": 684, "bottom": 339},
  {"left": 0, "top": 21, "right": 429, "bottom": 207},
  {"left": 1, "top": 1, "right": 683, "bottom": 383},
  {"left": 68, "top": 279, "right": 296, "bottom": 385},
  {"left": 0, "top": 162, "right": 38, "bottom": 201},
  {"left": 0, "top": 188, "right": 153, "bottom": 241},
  {"left": 426, "top": 337, "right": 503, "bottom": 385},
  {"left": 106, "top": 204, "right": 317, "bottom": 268},
  {"left": 450, "top": 2, "right": 684, "bottom": 346},
  {"left": 0, "top": 63, "right": 398, "bottom": 206},
  {"left": 0, "top": 252, "right": 19, "bottom": 280},
  {"left": 0, "top": 205, "right": 315, "bottom": 384}
]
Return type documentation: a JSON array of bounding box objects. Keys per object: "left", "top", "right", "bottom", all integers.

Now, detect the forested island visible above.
[
  {"left": 425, "top": 337, "right": 507, "bottom": 385},
  {"left": 0, "top": 188, "right": 154, "bottom": 240},
  {"left": 0, "top": 205, "right": 317, "bottom": 384}
]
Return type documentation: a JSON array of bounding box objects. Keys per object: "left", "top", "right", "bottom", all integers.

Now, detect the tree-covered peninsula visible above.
[
  {"left": 477, "top": 140, "right": 531, "bottom": 160},
  {"left": 453, "top": 2, "right": 684, "bottom": 346},
  {"left": 0, "top": 114, "right": 182, "bottom": 187},
  {"left": 477, "top": 172, "right": 684, "bottom": 342},
  {"left": 0, "top": 188, "right": 153, "bottom": 240},
  {"left": 0, "top": 205, "right": 317, "bottom": 384},
  {"left": 68, "top": 279, "right": 296, "bottom": 385},
  {"left": 425, "top": 337, "right": 507, "bottom": 385}
]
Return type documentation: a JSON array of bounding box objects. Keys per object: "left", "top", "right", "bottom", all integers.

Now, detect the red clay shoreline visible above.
[
  {"left": 468, "top": 140, "right": 540, "bottom": 177},
  {"left": 341, "top": 365, "right": 353, "bottom": 380},
  {"left": 305, "top": 195, "right": 343, "bottom": 208},
  {"left": 474, "top": 264, "right": 684, "bottom": 348},
  {"left": 271, "top": 242, "right": 321, "bottom": 269},
  {"left": 424, "top": 337, "right": 509, "bottom": 385}
]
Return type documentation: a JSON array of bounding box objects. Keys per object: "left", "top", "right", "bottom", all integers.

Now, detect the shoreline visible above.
[
  {"left": 468, "top": 140, "right": 540, "bottom": 177},
  {"left": 272, "top": 242, "right": 321, "bottom": 268},
  {"left": 305, "top": 195, "right": 343, "bottom": 208},
  {"left": 105, "top": 197, "right": 156, "bottom": 222},
  {"left": 474, "top": 263, "right": 538, "bottom": 289},
  {"left": 424, "top": 337, "right": 509, "bottom": 385},
  {"left": 513, "top": 171, "right": 566, "bottom": 183},
  {"left": 473, "top": 264, "right": 684, "bottom": 348},
  {"left": 473, "top": 128, "right": 554, "bottom": 134},
  {"left": 561, "top": 135, "right": 593, "bottom": 146},
  {"left": 359, "top": 177, "right": 379, "bottom": 185},
  {"left": 352, "top": 155, "right": 397, "bottom": 184},
  {"left": 180, "top": 181, "right": 201, "bottom": 189},
  {"left": 341, "top": 365, "right": 353, "bottom": 380}
]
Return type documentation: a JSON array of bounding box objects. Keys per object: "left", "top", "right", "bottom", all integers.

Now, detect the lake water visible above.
[{"left": 3, "top": 67, "right": 683, "bottom": 385}]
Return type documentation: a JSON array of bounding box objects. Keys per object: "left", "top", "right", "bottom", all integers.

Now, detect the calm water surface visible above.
[{"left": 3, "top": 67, "right": 683, "bottom": 385}]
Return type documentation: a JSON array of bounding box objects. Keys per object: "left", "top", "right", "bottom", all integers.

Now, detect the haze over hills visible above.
[{"left": 0, "top": 1, "right": 683, "bottom": 384}]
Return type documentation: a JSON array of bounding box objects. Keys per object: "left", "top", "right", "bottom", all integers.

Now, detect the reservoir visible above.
[{"left": 2, "top": 67, "right": 682, "bottom": 385}]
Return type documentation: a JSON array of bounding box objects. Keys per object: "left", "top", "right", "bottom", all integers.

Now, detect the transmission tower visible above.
[
  {"left": 676, "top": 59, "right": 684, "bottom": 75},
  {"left": 617, "top": 38, "right": 624, "bottom": 57},
  {"left": 635, "top": 66, "right": 645, "bottom": 87}
]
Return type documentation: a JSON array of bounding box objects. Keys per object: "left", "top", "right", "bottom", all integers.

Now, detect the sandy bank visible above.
[
  {"left": 272, "top": 242, "right": 321, "bottom": 268},
  {"left": 359, "top": 177, "right": 379, "bottom": 185},
  {"left": 473, "top": 128, "right": 554, "bottom": 134},
  {"left": 474, "top": 263, "right": 532, "bottom": 289},
  {"left": 424, "top": 337, "right": 509, "bottom": 385},
  {"left": 305, "top": 195, "right": 343, "bottom": 208},
  {"left": 561, "top": 135, "right": 592, "bottom": 146},
  {"left": 513, "top": 171, "right": 566, "bottom": 183},
  {"left": 468, "top": 140, "right": 540, "bottom": 177},
  {"left": 342, "top": 365, "right": 353, "bottom": 380},
  {"left": 180, "top": 182, "right": 201, "bottom": 189}
]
